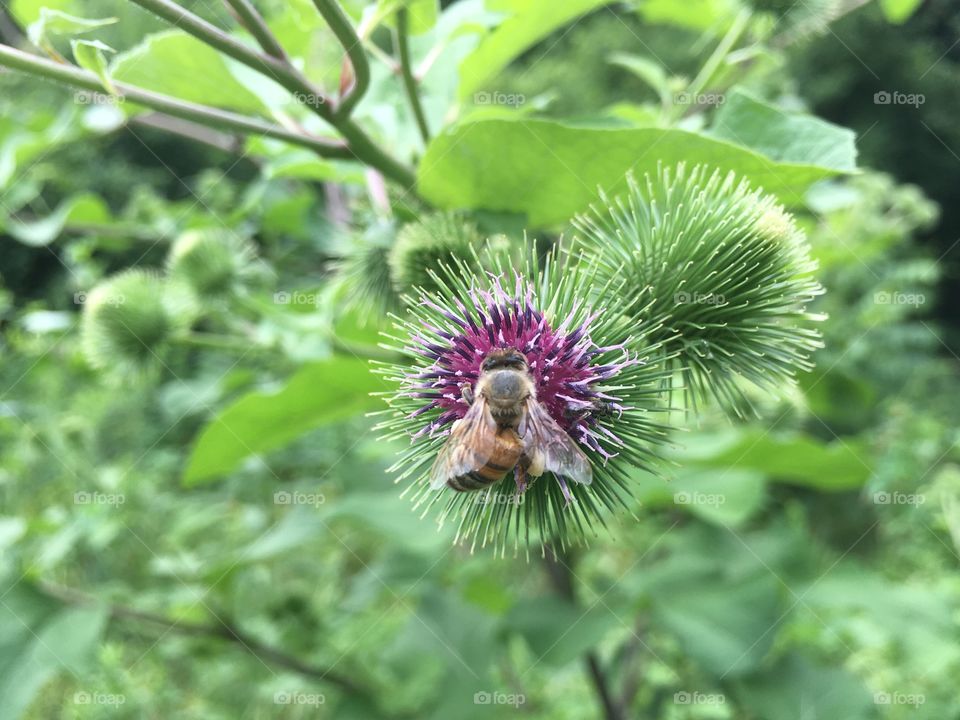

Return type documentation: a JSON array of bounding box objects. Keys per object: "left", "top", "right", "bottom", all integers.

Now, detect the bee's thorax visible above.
[{"left": 478, "top": 368, "right": 534, "bottom": 428}]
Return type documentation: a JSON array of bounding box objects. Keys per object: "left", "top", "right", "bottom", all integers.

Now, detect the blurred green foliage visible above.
[{"left": 0, "top": 0, "right": 958, "bottom": 719}]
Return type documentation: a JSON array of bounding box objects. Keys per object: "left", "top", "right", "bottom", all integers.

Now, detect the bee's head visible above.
[{"left": 481, "top": 348, "right": 529, "bottom": 373}]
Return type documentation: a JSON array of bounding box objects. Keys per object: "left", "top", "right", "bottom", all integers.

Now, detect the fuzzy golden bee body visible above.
[{"left": 430, "top": 348, "right": 591, "bottom": 496}]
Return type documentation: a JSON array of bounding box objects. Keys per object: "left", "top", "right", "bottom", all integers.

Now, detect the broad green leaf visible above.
[
  {"left": 681, "top": 430, "right": 872, "bottom": 491},
  {"left": 417, "top": 118, "right": 854, "bottom": 227},
  {"left": 183, "top": 358, "right": 381, "bottom": 484},
  {"left": 638, "top": 467, "right": 767, "bottom": 527},
  {"left": 638, "top": 0, "right": 741, "bottom": 30},
  {"left": 3, "top": 192, "right": 111, "bottom": 246},
  {"left": 503, "top": 596, "right": 618, "bottom": 666},
  {"left": 325, "top": 492, "right": 453, "bottom": 552},
  {"left": 879, "top": 0, "right": 924, "bottom": 24},
  {"left": 11, "top": 0, "right": 76, "bottom": 26},
  {"left": 735, "top": 653, "right": 874, "bottom": 720},
  {"left": 652, "top": 573, "right": 780, "bottom": 675},
  {"left": 458, "top": 0, "right": 614, "bottom": 98},
  {"left": 368, "top": 0, "right": 439, "bottom": 35},
  {"left": 0, "top": 580, "right": 107, "bottom": 720},
  {"left": 111, "top": 30, "right": 273, "bottom": 115},
  {"left": 71, "top": 39, "right": 116, "bottom": 93},
  {"left": 26, "top": 8, "right": 116, "bottom": 53},
  {"left": 608, "top": 52, "right": 671, "bottom": 105},
  {"left": 238, "top": 507, "right": 324, "bottom": 563},
  {"left": 708, "top": 89, "right": 858, "bottom": 186}
]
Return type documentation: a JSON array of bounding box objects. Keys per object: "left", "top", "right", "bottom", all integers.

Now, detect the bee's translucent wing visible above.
[
  {"left": 429, "top": 396, "right": 497, "bottom": 489},
  {"left": 520, "top": 399, "right": 592, "bottom": 486}
]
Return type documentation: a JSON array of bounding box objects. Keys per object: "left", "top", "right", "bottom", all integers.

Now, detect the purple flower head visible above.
[
  {"left": 376, "top": 254, "right": 671, "bottom": 553},
  {"left": 403, "top": 274, "right": 634, "bottom": 464}
]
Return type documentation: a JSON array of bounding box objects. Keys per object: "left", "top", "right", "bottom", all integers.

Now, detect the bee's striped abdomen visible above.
[{"left": 447, "top": 429, "right": 522, "bottom": 492}]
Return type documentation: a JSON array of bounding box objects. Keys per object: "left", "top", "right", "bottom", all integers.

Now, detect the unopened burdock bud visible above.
[{"left": 81, "top": 270, "right": 193, "bottom": 373}]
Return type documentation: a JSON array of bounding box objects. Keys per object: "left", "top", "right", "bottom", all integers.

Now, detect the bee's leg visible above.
[
  {"left": 461, "top": 383, "right": 474, "bottom": 406},
  {"left": 557, "top": 476, "right": 574, "bottom": 506},
  {"left": 514, "top": 462, "right": 528, "bottom": 494}
]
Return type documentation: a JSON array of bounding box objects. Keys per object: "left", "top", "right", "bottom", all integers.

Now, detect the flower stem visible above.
[
  {"left": 222, "top": 0, "right": 288, "bottom": 60},
  {"left": 0, "top": 44, "right": 351, "bottom": 158},
  {"left": 125, "top": 0, "right": 415, "bottom": 189},
  {"left": 311, "top": 0, "right": 370, "bottom": 119},
  {"left": 543, "top": 549, "right": 627, "bottom": 720},
  {"left": 396, "top": 7, "right": 430, "bottom": 144}
]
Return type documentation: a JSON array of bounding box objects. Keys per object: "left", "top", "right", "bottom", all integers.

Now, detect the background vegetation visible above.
[{"left": 0, "top": 0, "right": 958, "bottom": 718}]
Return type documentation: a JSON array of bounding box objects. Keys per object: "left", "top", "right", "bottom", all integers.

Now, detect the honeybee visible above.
[{"left": 429, "top": 348, "right": 592, "bottom": 500}]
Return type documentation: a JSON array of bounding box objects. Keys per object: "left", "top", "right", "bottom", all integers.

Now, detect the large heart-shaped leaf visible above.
[
  {"left": 183, "top": 358, "right": 381, "bottom": 484},
  {"left": 417, "top": 117, "right": 856, "bottom": 226}
]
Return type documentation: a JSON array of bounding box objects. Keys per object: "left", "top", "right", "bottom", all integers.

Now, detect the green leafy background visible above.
[{"left": 0, "top": 0, "right": 958, "bottom": 719}]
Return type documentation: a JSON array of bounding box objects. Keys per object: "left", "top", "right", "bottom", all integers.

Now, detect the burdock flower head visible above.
[{"left": 376, "top": 251, "right": 671, "bottom": 554}]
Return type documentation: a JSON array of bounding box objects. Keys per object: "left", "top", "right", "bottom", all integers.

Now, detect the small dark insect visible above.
[{"left": 429, "top": 348, "right": 591, "bottom": 502}]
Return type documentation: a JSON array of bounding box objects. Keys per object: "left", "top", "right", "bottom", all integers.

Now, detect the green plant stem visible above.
[
  {"left": 543, "top": 550, "right": 626, "bottom": 720},
  {"left": 39, "top": 582, "right": 368, "bottom": 699},
  {"left": 126, "top": 0, "right": 415, "bottom": 189},
  {"left": 671, "top": 9, "right": 749, "bottom": 121},
  {"left": 0, "top": 44, "right": 351, "bottom": 158},
  {"left": 222, "top": 0, "right": 288, "bottom": 60},
  {"left": 311, "top": 0, "right": 370, "bottom": 119},
  {"left": 396, "top": 8, "right": 430, "bottom": 144},
  {"left": 127, "top": 0, "right": 318, "bottom": 108}
]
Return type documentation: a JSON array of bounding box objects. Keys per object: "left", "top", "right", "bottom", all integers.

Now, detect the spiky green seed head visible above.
[
  {"left": 573, "top": 164, "right": 824, "bottom": 416},
  {"left": 81, "top": 270, "right": 194, "bottom": 374},
  {"left": 388, "top": 213, "right": 488, "bottom": 294},
  {"left": 167, "top": 228, "right": 257, "bottom": 298}
]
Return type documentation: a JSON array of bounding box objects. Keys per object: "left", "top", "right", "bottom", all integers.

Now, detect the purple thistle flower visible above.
[
  {"left": 376, "top": 253, "right": 673, "bottom": 553},
  {"left": 401, "top": 274, "right": 633, "bottom": 470}
]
